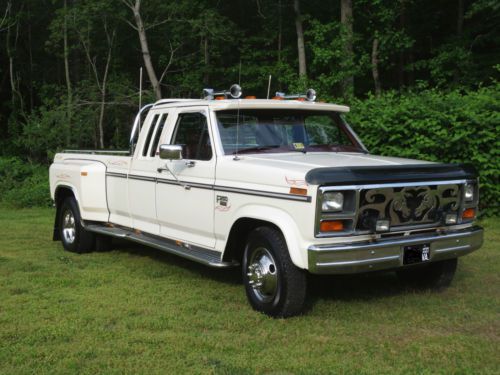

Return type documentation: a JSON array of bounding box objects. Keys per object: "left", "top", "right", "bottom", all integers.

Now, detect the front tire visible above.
[
  {"left": 396, "top": 258, "right": 458, "bottom": 290},
  {"left": 59, "top": 197, "right": 95, "bottom": 254},
  {"left": 243, "top": 226, "right": 307, "bottom": 318}
]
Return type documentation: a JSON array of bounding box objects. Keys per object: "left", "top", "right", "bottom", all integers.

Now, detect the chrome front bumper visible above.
[{"left": 308, "top": 226, "right": 484, "bottom": 274}]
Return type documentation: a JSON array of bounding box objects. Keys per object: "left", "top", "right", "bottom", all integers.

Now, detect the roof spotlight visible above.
[
  {"left": 202, "top": 88, "right": 214, "bottom": 100},
  {"left": 306, "top": 88, "right": 316, "bottom": 102}
]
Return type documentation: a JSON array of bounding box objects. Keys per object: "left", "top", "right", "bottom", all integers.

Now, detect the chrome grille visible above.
[{"left": 356, "top": 183, "right": 461, "bottom": 229}]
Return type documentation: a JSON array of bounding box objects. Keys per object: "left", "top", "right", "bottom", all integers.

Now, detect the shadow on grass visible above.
[
  {"left": 110, "top": 238, "right": 242, "bottom": 285},
  {"left": 110, "top": 238, "right": 413, "bottom": 306},
  {"left": 308, "top": 272, "right": 408, "bottom": 302}
]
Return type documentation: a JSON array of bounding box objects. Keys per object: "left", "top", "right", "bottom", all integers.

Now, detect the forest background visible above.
[{"left": 0, "top": 0, "right": 498, "bottom": 215}]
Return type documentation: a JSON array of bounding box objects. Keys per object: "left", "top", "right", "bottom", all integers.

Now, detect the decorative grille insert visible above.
[{"left": 357, "top": 184, "right": 461, "bottom": 230}]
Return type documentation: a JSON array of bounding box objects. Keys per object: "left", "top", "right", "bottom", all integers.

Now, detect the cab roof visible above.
[{"left": 152, "top": 98, "right": 350, "bottom": 113}]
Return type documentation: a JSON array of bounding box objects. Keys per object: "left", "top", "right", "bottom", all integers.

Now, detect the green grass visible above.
[{"left": 0, "top": 207, "right": 498, "bottom": 374}]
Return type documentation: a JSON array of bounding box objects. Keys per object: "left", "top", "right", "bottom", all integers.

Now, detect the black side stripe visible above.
[
  {"left": 214, "top": 186, "right": 311, "bottom": 202},
  {"left": 105, "top": 172, "right": 311, "bottom": 203},
  {"left": 107, "top": 171, "right": 127, "bottom": 178}
]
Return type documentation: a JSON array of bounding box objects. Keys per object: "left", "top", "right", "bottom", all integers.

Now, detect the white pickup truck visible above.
[{"left": 49, "top": 86, "right": 483, "bottom": 317}]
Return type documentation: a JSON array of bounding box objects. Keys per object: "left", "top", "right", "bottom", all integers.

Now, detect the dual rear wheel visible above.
[{"left": 59, "top": 197, "right": 111, "bottom": 253}]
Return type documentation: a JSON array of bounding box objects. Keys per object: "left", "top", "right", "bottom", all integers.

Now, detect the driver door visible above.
[{"left": 155, "top": 107, "right": 216, "bottom": 248}]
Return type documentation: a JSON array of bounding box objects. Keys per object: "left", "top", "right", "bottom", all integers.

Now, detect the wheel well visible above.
[
  {"left": 222, "top": 218, "right": 281, "bottom": 263},
  {"left": 53, "top": 186, "right": 76, "bottom": 240}
]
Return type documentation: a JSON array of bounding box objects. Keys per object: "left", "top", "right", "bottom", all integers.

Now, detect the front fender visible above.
[{"left": 228, "top": 204, "right": 308, "bottom": 270}]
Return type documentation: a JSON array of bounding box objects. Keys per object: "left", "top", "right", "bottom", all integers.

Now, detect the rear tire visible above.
[
  {"left": 396, "top": 258, "right": 458, "bottom": 290},
  {"left": 242, "top": 226, "right": 307, "bottom": 318},
  {"left": 59, "top": 197, "right": 95, "bottom": 254}
]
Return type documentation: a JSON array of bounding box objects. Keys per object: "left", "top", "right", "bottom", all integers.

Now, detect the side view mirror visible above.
[{"left": 159, "top": 144, "right": 183, "bottom": 160}]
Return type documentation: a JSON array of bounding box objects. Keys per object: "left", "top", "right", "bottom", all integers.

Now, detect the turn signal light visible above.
[
  {"left": 320, "top": 220, "right": 344, "bottom": 232},
  {"left": 462, "top": 208, "right": 476, "bottom": 219},
  {"left": 245, "top": 96, "right": 256, "bottom": 99}
]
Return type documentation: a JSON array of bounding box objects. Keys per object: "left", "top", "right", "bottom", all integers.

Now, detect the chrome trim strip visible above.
[
  {"left": 128, "top": 174, "right": 156, "bottom": 182},
  {"left": 85, "top": 223, "right": 238, "bottom": 268},
  {"left": 309, "top": 226, "right": 482, "bottom": 251},
  {"left": 316, "top": 255, "right": 400, "bottom": 268},
  {"left": 308, "top": 226, "right": 483, "bottom": 274},
  {"left": 215, "top": 185, "right": 312, "bottom": 202},
  {"left": 156, "top": 178, "right": 214, "bottom": 190},
  {"left": 433, "top": 244, "right": 471, "bottom": 253},
  {"left": 106, "top": 172, "right": 127, "bottom": 178}
]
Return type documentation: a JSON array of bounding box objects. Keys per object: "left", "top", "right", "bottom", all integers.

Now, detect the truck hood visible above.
[
  {"left": 216, "top": 152, "right": 435, "bottom": 190},
  {"left": 242, "top": 152, "right": 430, "bottom": 171}
]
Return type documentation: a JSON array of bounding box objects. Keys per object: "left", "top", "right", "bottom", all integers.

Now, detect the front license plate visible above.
[{"left": 403, "top": 243, "right": 431, "bottom": 265}]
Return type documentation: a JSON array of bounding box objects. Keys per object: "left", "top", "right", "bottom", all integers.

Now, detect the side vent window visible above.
[
  {"left": 142, "top": 114, "right": 160, "bottom": 157},
  {"left": 150, "top": 113, "right": 168, "bottom": 157}
]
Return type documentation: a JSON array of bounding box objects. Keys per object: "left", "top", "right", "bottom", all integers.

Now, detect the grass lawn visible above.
[{"left": 0, "top": 206, "right": 498, "bottom": 374}]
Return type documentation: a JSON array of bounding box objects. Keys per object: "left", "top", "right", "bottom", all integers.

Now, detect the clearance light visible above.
[
  {"left": 245, "top": 96, "right": 256, "bottom": 99},
  {"left": 462, "top": 208, "right": 476, "bottom": 220},
  {"left": 320, "top": 220, "right": 344, "bottom": 232},
  {"left": 375, "top": 219, "right": 390, "bottom": 232},
  {"left": 445, "top": 213, "right": 458, "bottom": 225},
  {"left": 289, "top": 187, "right": 307, "bottom": 196}
]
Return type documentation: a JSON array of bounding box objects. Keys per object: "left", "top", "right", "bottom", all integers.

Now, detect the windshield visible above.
[{"left": 215, "top": 109, "right": 364, "bottom": 155}]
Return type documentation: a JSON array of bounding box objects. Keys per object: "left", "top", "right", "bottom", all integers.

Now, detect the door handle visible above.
[{"left": 185, "top": 160, "right": 196, "bottom": 168}]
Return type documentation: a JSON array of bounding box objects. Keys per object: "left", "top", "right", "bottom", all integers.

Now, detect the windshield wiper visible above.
[{"left": 234, "top": 145, "right": 281, "bottom": 154}]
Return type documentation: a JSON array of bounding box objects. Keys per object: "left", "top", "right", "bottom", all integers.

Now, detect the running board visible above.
[{"left": 85, "top": 224, "right": 238, "bottom": 268}]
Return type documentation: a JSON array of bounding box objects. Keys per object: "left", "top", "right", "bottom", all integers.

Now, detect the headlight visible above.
[
  {"left": 464, "top": 183, "right": 474, "bottom": 202},
  {"left": 322, "top": 192, "right": 344, "bottom": 212}
]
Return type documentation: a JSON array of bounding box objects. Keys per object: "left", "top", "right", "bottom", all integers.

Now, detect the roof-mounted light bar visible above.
[
  {"left": 275, "top": 88, "right": 316, "bottom": 102},
  {"left": 203, "top": 84, "right": 242, "bottom": 100}
]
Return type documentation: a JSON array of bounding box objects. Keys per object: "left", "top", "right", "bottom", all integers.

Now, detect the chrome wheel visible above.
[
  {"left": 246, "top": 247, "right": 278, "bottom": 303},
  {"left": 62, "top": 209, "right": 76, "bottom": 244}
]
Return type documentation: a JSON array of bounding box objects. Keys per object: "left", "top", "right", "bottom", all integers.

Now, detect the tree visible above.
[
  {"left": 293, "top": 0, "right": 307, "bottom": 77},
  {"left": 340, "top": 0, "right": 354, "bottom": 96}
]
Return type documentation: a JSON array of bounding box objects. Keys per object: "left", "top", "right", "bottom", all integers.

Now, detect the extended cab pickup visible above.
[{"left": 49, "top": 88, "right": 484, "bottom": 317}]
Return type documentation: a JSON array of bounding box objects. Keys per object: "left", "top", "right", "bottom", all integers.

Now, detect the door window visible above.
[{"left": 172, "top": 112, "right": 212, "bottom": 161}]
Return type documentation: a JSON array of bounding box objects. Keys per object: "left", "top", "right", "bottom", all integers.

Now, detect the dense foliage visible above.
[{"left": 0, "top": 0, "right": 498, "bottom": 213}]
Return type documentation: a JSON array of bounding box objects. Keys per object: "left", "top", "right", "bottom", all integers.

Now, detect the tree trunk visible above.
[
  {"left": 371, "top": 37, "right": 381, "bottom": 97},
  {"left": 63, "top": 0, "right": 72, "bottom": 144},
  {"left": 341, "top": 0, "right": 354, "bottom": 97},
  {"left": 293, "top": 0, "right": 307, "bottom": 77},
  {"left": 98, "top": 28, "right": 114, "bottom": 149},
  {"left": 398, "top": 0, "right": 406, "bottom": 88},
  {"left": 203, "top": 37, "right": 210, "bottom": 85},
  {"left": 131, "top": 0, "right": 161, "bottom": 100}
]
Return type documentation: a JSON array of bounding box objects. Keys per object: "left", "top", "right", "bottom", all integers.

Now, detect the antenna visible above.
[
  {"left": 139, "top": 67, "right": 143, "bottom": 110},
  {"left": 267, "top": 75, "right": 272, "bottom": 99},
  {"left": 138, "top": 67, "right": 143, "bottom": 134},
  {"left": 234, "top": 62, "right": 242, "bottom": 160}
]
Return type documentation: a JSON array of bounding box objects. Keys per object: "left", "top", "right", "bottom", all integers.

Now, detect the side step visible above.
[{"left": 85, "top": 224, "right": 238, "bottom": 268}]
